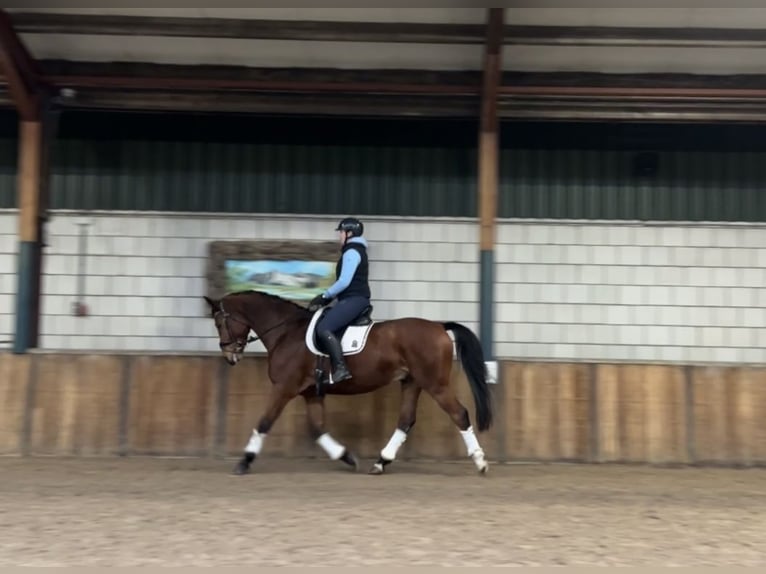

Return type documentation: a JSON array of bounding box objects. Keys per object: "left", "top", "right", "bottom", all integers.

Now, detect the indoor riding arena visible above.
[{"left": 2, "top": 7, "right": 766, "bottom": 567}]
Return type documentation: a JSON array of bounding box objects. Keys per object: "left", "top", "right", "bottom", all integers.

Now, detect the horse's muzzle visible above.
[{"left": 221, "top": 345, "right": 243, "bottom": 366}]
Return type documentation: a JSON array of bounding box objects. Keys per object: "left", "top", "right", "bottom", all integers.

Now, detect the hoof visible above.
[
  {"left": 472, "top": 449, "right": 489, "bottom": 476},
  {"left": 368, "top": 462, "right": 385, "bottom": 475},
  {"left": 340, "top": 450, "right": 359, "bottom": 472},
  {"left": 368, "top": 458, "right": 390, "bottom": 475},
  {"left": 231, "top": 453, "right": 255, "bottom": 476}
]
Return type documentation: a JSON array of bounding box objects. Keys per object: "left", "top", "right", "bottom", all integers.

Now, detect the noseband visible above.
[{"left": 215, "top": 301, "right": 258, "bottom": 351}]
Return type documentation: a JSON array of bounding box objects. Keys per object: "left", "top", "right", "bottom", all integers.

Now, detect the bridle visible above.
[{"left": 214, "top": 300, "right": 305, "bottom": 352}]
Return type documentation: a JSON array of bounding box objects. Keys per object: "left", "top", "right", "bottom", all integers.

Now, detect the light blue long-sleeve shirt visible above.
[{"left": 324, "top": 236, "right": 368, "bottom": 298}]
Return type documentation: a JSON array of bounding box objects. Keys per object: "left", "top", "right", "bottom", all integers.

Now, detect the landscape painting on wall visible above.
[
  {"left": 224, "top": 259, "right": 335, "bottom": 301},
  {"left": 206, "top": 239, "right": 340, "bottom": 305}
]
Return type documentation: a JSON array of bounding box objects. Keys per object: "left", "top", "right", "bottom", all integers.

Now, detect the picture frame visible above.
[{"left": 205, "top": 240, "right": 340, "bottom": 304}]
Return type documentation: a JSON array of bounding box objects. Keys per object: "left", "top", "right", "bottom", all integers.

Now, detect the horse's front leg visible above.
[
  {"left": 232, "top": 383, "right": 295, "bottom": 476},
  {"left": 304, "top": 393, "right": 358, "bottom": 471}
]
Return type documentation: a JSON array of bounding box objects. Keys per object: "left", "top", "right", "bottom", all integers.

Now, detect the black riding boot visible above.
[{"left": 319, "top": 331, "right": 352, "bottom": 383}]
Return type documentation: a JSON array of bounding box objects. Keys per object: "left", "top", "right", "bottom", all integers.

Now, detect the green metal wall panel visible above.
[
  {"left": 499, "top": 149, "right": 766, "bottom": 222},
  {"left": 46, "top": 139, "right": 477, "bottom": 217},
  {"left": 0, "top": 139, "right": 17, "bottom": 208},
  {"left": 2, "top": 125, "right": 766, "bottom": 222}
]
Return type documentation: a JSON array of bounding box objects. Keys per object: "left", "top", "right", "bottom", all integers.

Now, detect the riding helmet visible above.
[{"left": 335, "top": 217, "right": 364, "bottom": 237}]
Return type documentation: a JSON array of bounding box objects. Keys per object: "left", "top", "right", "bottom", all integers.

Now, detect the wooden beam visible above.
[
  {"left": 12, "top": 98, "right": 57, "bottom": 355},
  {"left": 35, "top": 61, "right": 766, "bottom": 100},
  {"left": 0, "top": 7, "right": 52, "bottom": 354},
  {"left": 7, "top": 64, "right": 766, "bottom": 122},
  {"left": 12, "top": 12, "right": 766, "bottom": 48},
  {"left": 0, "top": 11, "right": 41, "bottom": 79},
  {"left": 33, "top": 60, "right": 766, "bottom": 91},
  {"left": 500, "top": 85, "right": 766, "bottom": 99},
  {"left": 10, "top": 12, "right": 485, "bottom": 44},
  {"left": 7, "top": 85, "right": 766, "bottom": 123},
  {"left": 498, "top": 99, "right": 766, "bottom": 123},
  {"left": 477, "top": 8, "right": 504, "bottom": 361},
  {"left": 0, "top": 40, "right": 36, "bottom": 119},
  {"left": 504, "top": 24, "right": 766, "bottom": 48},
  {"left": 17, "top": 121, "right": 42, "bottom": 241},
  {"left": 6, "top": 60, "right": 766, "bottom": 120},
  {"left": 0, "top": 9, "right": 38, "bottom": 120},
  {"left": 38, "top": 59, "right": 480, "bottom": 84},
  {"left": 46, "top": 74, "right": 480, "bottom": 96},
  {"left": 57, "top": 89, "right": 478, "bottom": 118},
  {"left": 478, "top": 8, "right": 502, "bottom": 251},
  {"left": 503, "top": 71, "right": 766, "bottom": 90}
]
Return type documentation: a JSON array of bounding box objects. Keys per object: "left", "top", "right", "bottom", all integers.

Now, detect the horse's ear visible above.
[{"left": 203, "top": 295, "right": 218, "bottom": 311}]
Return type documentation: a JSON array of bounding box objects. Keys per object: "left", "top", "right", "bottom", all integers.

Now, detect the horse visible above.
[{"left": 203, "top": 289, "right": 494, "bottom": 476}]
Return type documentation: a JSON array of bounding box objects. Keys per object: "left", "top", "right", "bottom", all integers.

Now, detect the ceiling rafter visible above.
[
  {"left": 11, "top": 12, "right": 766, "bottom": 49},
  {"left": 10, "top": 13, "right": 484, "bottom": 45},
  {"left": 2, "top": 9, "right": 766, "bottom": 122},
  {"left": 0, "top": 10, "right": 45, "bottom": 119},
  {"left": 39, "top": 69, "right": 766, "bottom": 100}
]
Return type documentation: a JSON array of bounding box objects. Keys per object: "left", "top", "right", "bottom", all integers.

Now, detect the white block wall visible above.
[
  {"left": 0, "top": 213, "right": 16, "bottom": 348},
  {"left": 9, "top": 211, "right": 480, "bottom": 354},
  {"left": 496, "top": 222, "right": 766, "bottom": 364},
  {"left": 1, "top": 209, "right": 766, "bottom": 365}
]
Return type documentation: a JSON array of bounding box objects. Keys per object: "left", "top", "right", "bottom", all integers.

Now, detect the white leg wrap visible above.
[
  {"left": 460, "top": 426, "right": 488, "bottom": 473},
  {"left": 380, "top": 428, "right": 408, "bottom": 461},
  {"left": 472, "top": 448, "right": 488, "bottom": 473},
  {"left": 245, "top": 429, "right": 266, "bottom": 455},
  {"left": 316, "top": 432, "right": 345, "bottom": 460},
  {"left": 459, "top": 425, "right": 481, "bottom": 457}
]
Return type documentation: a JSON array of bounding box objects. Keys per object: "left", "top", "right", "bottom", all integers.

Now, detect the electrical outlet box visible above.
[{"left": 72, "top": 301, "right": 89, "bottom": 317}]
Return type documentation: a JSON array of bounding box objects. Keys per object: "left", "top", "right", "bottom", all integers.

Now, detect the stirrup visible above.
[
  {"left": 324, "top": 366, "right": 351, "bottom": 385},
  {"left": 331, "top": 366, "right": 351, "bottom": 383}
]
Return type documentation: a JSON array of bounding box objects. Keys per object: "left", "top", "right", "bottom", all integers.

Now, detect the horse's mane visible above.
[{"left": 225, "top": 289, "right": 312, "bottom": 316}]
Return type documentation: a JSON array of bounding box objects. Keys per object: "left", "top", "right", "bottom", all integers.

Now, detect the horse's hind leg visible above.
[
  {"left": 424, "top": 382, "right": 489, "bottom": 474},
  {"left": 304, "top": 394, "right": 358, "bottom": 471},
  {"left": 369, "top": 378, "right": 421, "bottom": 475},
  {"left": 419, "top": 348, "right": 489, "bottom": 475},
  {"left": 426, "top": 381, "right": 489, "bottom": 474}
]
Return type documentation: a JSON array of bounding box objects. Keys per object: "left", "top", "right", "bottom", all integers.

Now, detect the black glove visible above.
[{"left": 308, "top": 293, "right": 331, "bottom": 312}]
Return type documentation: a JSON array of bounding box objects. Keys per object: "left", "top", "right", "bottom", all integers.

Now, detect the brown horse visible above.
[{"left": 203, "top": 290, "right": 493, "bottom": 476}]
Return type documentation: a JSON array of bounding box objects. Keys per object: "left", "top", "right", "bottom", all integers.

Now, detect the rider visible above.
[{"left": 307, "top": 217, "right": 371, "bottom": 383}]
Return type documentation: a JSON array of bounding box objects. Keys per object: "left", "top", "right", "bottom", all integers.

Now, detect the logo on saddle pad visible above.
[{"left": 305, "top": 306, "right": 376, "bottom": 357}]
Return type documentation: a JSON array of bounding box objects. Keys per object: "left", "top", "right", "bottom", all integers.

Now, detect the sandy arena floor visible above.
[{"left": 0, "top": 456, "right": 764, "bottom": 566}]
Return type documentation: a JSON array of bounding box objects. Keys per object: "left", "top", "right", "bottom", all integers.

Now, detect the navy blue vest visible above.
[{"left": 335, "top": 242, "right": 370, "bottom": 300}]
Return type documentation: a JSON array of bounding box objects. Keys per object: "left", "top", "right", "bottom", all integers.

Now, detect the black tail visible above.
[{"left": 442, "top": 322, "right": 493, "bottom": 432}]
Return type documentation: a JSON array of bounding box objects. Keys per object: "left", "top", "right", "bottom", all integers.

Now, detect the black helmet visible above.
[{"left": 335, "top": 217, "right": 364, "bottom": 237}]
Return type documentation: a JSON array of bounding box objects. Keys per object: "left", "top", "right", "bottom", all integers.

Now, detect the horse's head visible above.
[{"left": 203, "top": 295, "right": 252, "bottom": 366}]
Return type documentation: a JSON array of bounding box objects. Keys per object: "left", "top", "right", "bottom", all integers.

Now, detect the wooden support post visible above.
[
  {"left": 14, "top": 119, "right": 44, "bottom": 353},
  {"left": 0, "top": 8, "right": 51, "bottom": 353},
  {"left": 477, "top": 8, "right": 504, "bottom": 361}
]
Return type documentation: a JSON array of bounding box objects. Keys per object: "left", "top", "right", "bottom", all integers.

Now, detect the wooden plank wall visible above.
[
  {"left": 692, "top": 366, "right": 766, "bottom": 465},
  {"left": 0, "top": 353, "right": 30, "bottom": 454},
  {"left": 503, "top": 362, "right": 591, "bottom": 462},
  {"left": 30, "top": 355, "right": 122, "bottom": 456},
  {"left": 594, "top": 364, "right": 689, "bottom": 464},
  {"left": 0, "top": 352, "right": 765, "bottom": 466},
  {"left": 128, "top": 356, "right": 217, "bottom": 456}
]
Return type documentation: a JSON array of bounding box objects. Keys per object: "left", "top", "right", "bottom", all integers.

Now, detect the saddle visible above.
[
  {"left": 305, "top": 304, "right": 376, "bottom": 358},
  {"left": 305, "top": 304, "right": 376, "bottom": 392}
]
